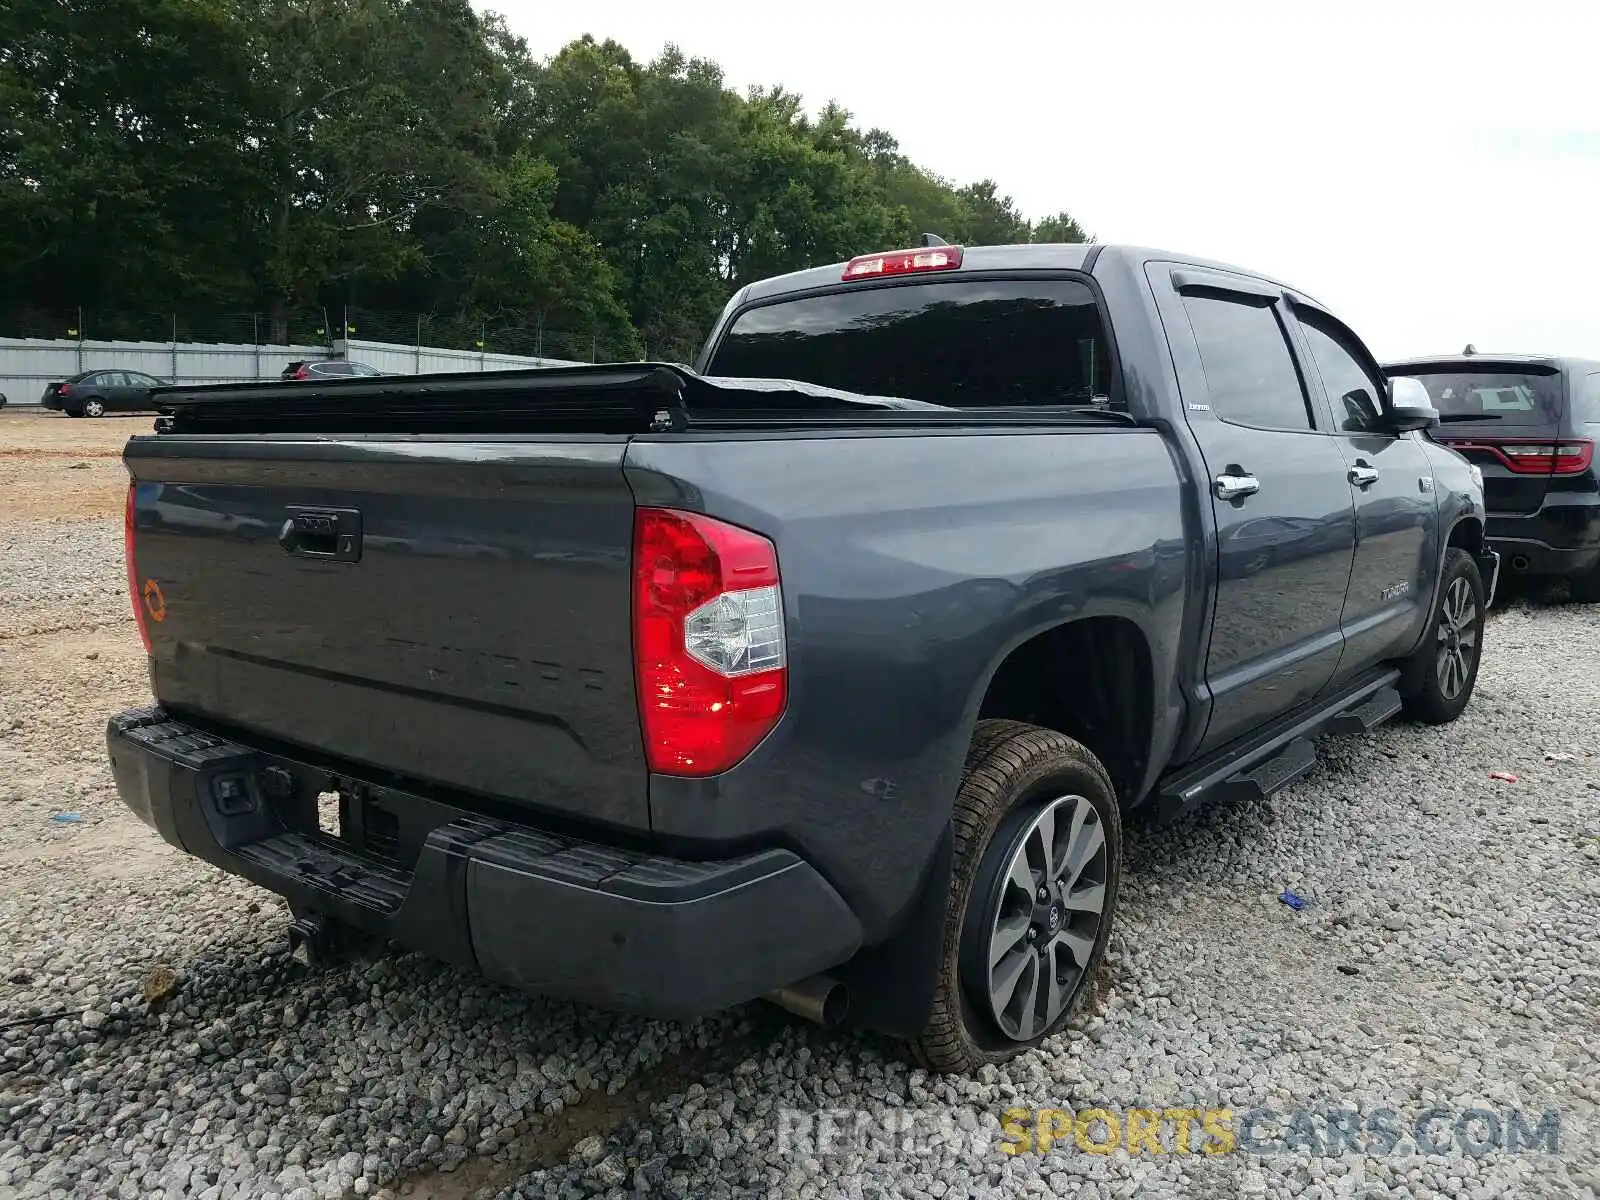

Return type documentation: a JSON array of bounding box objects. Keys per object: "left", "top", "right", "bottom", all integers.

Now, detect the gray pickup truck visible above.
[{"left": 106, "top": 242, "right": 1495, "bottom": 1072}]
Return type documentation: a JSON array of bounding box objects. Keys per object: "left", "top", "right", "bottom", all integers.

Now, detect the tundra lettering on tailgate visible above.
[{"left": 383, "top": 637, "right": 607, "bottom": 698}]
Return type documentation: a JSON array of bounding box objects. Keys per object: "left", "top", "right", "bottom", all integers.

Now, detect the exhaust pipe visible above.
[
  {"left": 287, "top": 913, "right": 336, "bottom": 968},
  {"left": 1510, "top": 555, "right": 1531, "bottom": 573},
  {"left": 764, "top": 975, "right": 849, "bottom": 1028}
]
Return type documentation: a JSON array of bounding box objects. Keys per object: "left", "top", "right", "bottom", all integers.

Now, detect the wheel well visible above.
[
  {"left": 1448, "top": 518, "right": 1484, "bottom": 556},
  {"left": 976, "top": 616, "right": 1154, "bottom": 805}
]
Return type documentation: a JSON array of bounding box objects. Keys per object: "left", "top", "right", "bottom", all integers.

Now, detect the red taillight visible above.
[
  {"left": 842, "top": 245, "right": 963, "bottom": 281},
  {"left": 1437, "top": 437, "right": 1594, "bottom": 475},
  {"left": 57, "top": 382, "right": 71, "bottom": 396},
  {"left": 125, "top": 485, "right": 151, "bottom": 653},
  {"left": 633, "top": 507, "right": 787, "bottom": 776},
  {"left": 294, "top": 364, "right": 311, "bottom": 379}
]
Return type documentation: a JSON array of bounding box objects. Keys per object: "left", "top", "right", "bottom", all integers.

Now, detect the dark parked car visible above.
[
  {"left": 108, "top": 243, "right": 1494, "bottom": 1073},
  {"left": 1385, "top": 354, "right": 1600, "bottom": 599},
  {"left": 41, "top": 369, "right": 168, "bottom": 417},
  {"left": 281, "top": 359, "right": 384, "bottom": 380}
]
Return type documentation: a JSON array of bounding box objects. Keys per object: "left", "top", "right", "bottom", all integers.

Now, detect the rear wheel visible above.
[
  {"left": 1400, "top": 548, "right": 1484, "bottom": 724},
  {"left": 81, "top": 397, "right": 106, "bottom": 418},
  {"left": 907, "top": 721, "right": 1121, "bottom": 1073}
]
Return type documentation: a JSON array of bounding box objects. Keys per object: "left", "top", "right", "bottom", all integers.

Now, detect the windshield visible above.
[
  {"left": 1388, "top": 367, "right": 1563, "bottom": 428},
  {"left": 706, "top": 278, "right": 1115, "bottom": 408}
]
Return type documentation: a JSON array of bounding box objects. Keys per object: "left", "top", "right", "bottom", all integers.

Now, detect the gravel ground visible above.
[{"left": 1, "top": 411, "right": 1597, "bottom": 1200}]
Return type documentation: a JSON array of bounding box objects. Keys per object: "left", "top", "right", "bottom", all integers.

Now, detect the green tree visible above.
[
  {"left": 1, "top": 8, "right": 1092, "bottom": 359},
  {"left": 1032, "top": 210, "right": 1092, "bottom": 244},
  {"left": 951, "top": 180, "right": 1031, "bottom": 245},
  {"left": 246, "top": 0, "right": 508, "bottom": 340},
  {"left": 0, "top": 0, "right": 260, "bottom": 329}
]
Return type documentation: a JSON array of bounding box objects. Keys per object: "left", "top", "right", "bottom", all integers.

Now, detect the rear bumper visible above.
[
  {"left": 1487, "top": 505, "right": 1600, "bottom": 577},
  {"left": 106, "top": 708, "right": 863, "bottom": 1018}
]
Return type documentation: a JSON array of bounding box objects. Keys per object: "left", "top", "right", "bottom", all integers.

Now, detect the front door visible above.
[
  {"left": 1152, "top": 265, "right": 1358, "bottom": 754},
  {"left": 1290, "top": 305, "right": 1438, "bottom": 672}
]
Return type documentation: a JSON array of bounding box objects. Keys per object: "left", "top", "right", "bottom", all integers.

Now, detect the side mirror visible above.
[{"left": 1387, "top": 376, "right": 1439, "bottom": 432}]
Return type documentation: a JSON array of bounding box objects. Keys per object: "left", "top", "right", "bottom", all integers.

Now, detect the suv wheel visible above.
[
  {"left": 908, "top": 720, "right": 1121, "bottom": 1073},
  {"left": 81, "top": 398, "right": 106, "bottom": 418},
  {"left": 1400, "top": 548, "right": 1484, "bottom": 724}
]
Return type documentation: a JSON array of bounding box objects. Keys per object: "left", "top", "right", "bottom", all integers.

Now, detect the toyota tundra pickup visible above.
[{"left": 106, "top": 243, "right": 1496, "bottom": 1072}]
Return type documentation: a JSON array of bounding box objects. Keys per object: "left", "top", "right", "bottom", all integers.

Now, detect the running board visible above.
[
  {"left": 1213, "top": 737, "right": 1317, "bottom": 806},
  {"left": 1323, "top": 685, "right": 1402, "bottom": 736},
  {"left": 1152, "top": 669, "right": 1401, "bottom": 825}
]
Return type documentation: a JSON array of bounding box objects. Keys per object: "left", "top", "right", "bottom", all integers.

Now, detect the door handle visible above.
[
  {"left": 278, "top": 507, "right": 363, "bottom": 562},
  {"left": 1214, "top": 472, "right": 1260, "bottom": 501},
  {"left": 1348, "top": 463, "right": 1380, "bottom": 489}
]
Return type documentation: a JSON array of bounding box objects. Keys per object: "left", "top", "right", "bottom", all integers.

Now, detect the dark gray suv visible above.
[
  {"left": 281, "top": 359, "right": 384, "bottom": 381},
  {"left": 1385, "top": 355, "right": 1600, "bottom": 599}
]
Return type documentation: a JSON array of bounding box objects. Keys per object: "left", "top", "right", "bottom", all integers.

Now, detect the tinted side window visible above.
[
  {"left": 1181, "top": 293, "right": 1313, "bottom": 431},
  {"left": 100, "top": 372, "right": 127, "bottom": 387},
  {"left": 1296, "top": 312, "right": 1386, "bottom": 433}
]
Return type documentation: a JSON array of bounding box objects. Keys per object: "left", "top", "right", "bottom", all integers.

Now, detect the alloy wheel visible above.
[
  {"left": 971, "top": 794, "right": 1109, "bottom": 1042},
  {"left": 1435, "top": 575, "right": 1478, "bottom": 700}
]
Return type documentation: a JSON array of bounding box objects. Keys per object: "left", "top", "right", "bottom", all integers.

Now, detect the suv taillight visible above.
[
  {"left": 632, "top": 507, "right": 786, "bottom": 776},
  {"left": 1438, "top": 437, "right": 1595, "bottom": 475},
  {"left": 1500, "top": 440, "right": 1594, "bottom": 474},
  {"left": 125, "top": 485, "right": 151, "bottom": 653}
]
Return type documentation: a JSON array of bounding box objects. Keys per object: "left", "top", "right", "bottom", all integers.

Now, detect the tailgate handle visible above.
[{"left": 280, "top": 508, "right": 362, "bottom": 562}]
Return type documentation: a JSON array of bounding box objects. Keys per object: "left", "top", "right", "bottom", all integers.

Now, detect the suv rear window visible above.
[
  {"left": 706, "top": 279, "right": 1114, "bottom": 408},
  {"left": 1388, "top": 367, "right": 1563, "bottom": 428}
]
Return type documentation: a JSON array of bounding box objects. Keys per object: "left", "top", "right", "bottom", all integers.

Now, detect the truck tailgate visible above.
[{"left": 125, "top": 436, "right": 648, "bottom": 830}]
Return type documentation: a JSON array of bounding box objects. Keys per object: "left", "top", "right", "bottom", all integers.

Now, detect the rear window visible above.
[
  {"left": 1389, "top": 367, "right": 1563, "bottom": 428},
  {"left": 706, "top": 279, "right": 1114, "bottom": 408}
]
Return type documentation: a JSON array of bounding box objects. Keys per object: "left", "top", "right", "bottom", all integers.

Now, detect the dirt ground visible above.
[{"left": 0, "top": 408, "right": 152, "bottom": 521}]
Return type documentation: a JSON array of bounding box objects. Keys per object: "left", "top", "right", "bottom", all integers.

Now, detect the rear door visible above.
[
  {"left": 1149, "top": 264, "right": 1357, "bottom": 753},
  {"left": 1290, "top": 304, "right": 1437, "bottom": 670},
  {"left": 127, "top": 434, "right": 650, "bottom": 830}
]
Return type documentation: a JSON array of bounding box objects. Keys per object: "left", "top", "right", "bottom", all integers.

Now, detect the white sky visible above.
[{"left": 488, "top": 0, "right": 1600, "bottom": 362}]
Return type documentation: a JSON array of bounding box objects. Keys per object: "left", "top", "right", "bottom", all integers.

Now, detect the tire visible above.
[
  {"left": 1400, "top": 548, "right": 1485, "bottom": 724},
  {"left": 1569, "top": 561, "right": 1600, "bottom": 603},
  {"left": 907, "top": 720, "right": 1122, "bottom": 1074},
  {"left": 81, "top": 397, "right": 106, "bottom": 418}
]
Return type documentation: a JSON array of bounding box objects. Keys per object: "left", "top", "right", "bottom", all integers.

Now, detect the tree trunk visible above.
[{"left": 268, "top": 295, "right": 289, "bottom": 345}]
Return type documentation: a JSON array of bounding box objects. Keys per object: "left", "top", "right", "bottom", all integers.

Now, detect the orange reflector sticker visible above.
[{"left": 142, "top": 579, "right": 167, "bottom": 622}]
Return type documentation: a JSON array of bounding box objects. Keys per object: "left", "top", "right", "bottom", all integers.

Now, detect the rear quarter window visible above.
[{"left": 707, "top": 278, "right": 1115, "bottom": 408}]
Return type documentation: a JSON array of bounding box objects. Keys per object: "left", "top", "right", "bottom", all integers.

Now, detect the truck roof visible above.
[{"left": 737, "top": 242, "right": 1326, "bottom": 307}]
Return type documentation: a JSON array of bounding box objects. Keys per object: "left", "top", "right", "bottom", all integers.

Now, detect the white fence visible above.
[
  {"left": 0, "top": 335, "right": 582, "bottom": 407},
  {"left": 340, "top": 338, "right": 583, "bottom": 377}
]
